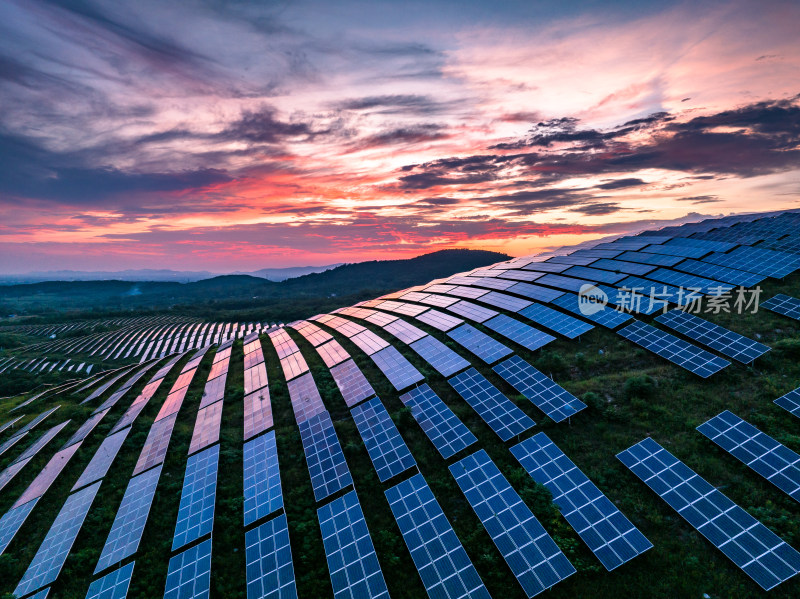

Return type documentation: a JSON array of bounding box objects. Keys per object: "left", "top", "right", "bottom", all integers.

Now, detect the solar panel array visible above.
[
  {"left": 493, "top": 355, "right": 585, "bottom": 422},
  {"left": 351, "top": 397, "right": 416, "bottom": 482},
  {"left": 706, "top": 246, "right": 800, "bottom": 278},
  {"left": 484, "top": 314, "right": 555, "bottom": 352},
  {"left": 762, "top": 293, "right": 800, "bottom": 320},
  {"left": 697, "top": 411, "right": 800, "bottom": 502},
  {"left": 243, "top": 430, "right": 283, "bottom": 526},
  {"left": 550, "top": 293, "right": 633, "bottom": 328},
  {"left": 86, "top": 562, "right": 134, "bottom": 599},
  {"left": 245, "top": 514, "right": 297, "bottom": 599},
  {"left": 446, "top": 324, "right": 511, "bottom": 364},
  {"left": 617, "top": 437, "right": 800, "bottom": 590},
  {"left": 448, "top": 368, "right": 534, "bottom": 441},
  {"left": 510, "top": 433, "right": 652, "bottom": 571},
  {"left": 617, "top": 320, "right": 730, "bottom": 377},
  {"left": 385, "top": 473, "right": 491, "bottom": 599},
  {"left": 172, "top": 445, "right": 219, "bottom": 550},
  {"left": 775, "top": 387, "right": 800, "bottom": 418},
  {"left": 398, "top": 384, "right": 477, "bottom": 459},
  {"left": 287, "top": 372, "right": 326, "bottom": 423},
  {"left": 369, "top": 345, "right": 424, "bottom": 391},
  {"left": 298, "top": 410, "right": 353, "bottom": 502},
  {"left": 449, "top": 450, "right": 576, "bottom": 596},
  {"left": 164, "top": 538, "right": 212, "bottom": 599},
  {"left": 654, "top": 309, "right": 770, "bottom": 363},
  {"left": 330, "top": 359, "right": 376, "bottom": 407},
  {"left": 407, "top": 335, "right": 469, "bottom": 376},
  {"left": 317, "top": 490, "right": 390, "bottom": 599},
  {"left": 675, "top": 259, "right": 766, "bottom": 288}
]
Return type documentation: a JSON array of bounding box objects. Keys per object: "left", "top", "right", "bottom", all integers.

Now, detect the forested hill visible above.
[{"left": 0, "top": 249, "right": 510, "bottom": 315}]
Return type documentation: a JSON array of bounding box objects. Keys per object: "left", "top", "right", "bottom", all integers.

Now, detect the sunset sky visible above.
[{"left": 0, "top": 0, "right": 798, "bottom": 273}]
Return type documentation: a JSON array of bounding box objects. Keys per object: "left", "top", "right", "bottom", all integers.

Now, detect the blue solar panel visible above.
[
  {"left": 86, "top": 562, "right": 134, "bottom": 599},
  {"left": 762, "top": 294, "right": 800, "bottom": 320},
  {"left": 298, "top": 411, "right": 353, "bottom": 502},
  {"left": 615, "top": 251, "right": 684, "bottom": 267},
  {"left": 511, "top": 434, "right": 652, "bottom": 571},
  {"left": 245, "top": 514, "right": 297, "bottom": 599},
  {"left": 562, "top": 265, "right": 627, "bottom": 284},
  {"left": 550, "top": 293, "right": 633, "bottom": 329},
  {"left": 640, "top": 243, "right": 710, "bottom": 259},
  {"left": 655, "top": 310, "right": 770, "bottom": 364},
  {"left": 172, "top": 445, "right": 219, "bottom": 550},
  {"left": 385, "top": 473, "right": 491, "bottom": 599},
  {"left": 351, "top": 397, "right": 416, "bottom": 482},
  {"left": 644, "top": 268, "right": 733, "bottom": 296},
  {"left": 484, "top": 314, "right": 555, "bottom": 351},
  {"left": 370, "top": 345, "right": 425, "bottom": 391},
  {"left": 506, "top": 282, "right": 565, "bottom": 303},
  {"left": 664, "top": 237, "right": 736, "bottom": 252},
  {"left": 398, "top": 384, "right": 477, "bottom": 459},
  {"left": 448, "top": 368, "right": 534, "bottom": 441},
  {"left": 674, "top": 259, "right": 766, "bottom": 288},
  {"left": 244, "top": 430, "right": 283, "bottom": 526},
  {"left": 475, "top": 290, "right": 532, "bottom": 312},
  {"left": 618, "top": 437, "right": 800, "bottom": 590},
  {"left": 493, "top": 355, "right": 585, "bottom": 422},
  {"left": 775, "top": 387, "right": 800, "bottom": 418},
  {"left": 617, "top": 320, "right": 730, "bottom": 378},
  {"left": 705, "top": 246, "right": 800, "bottom": 278},
  {"left": 589, "top": 258, "right": 657, "bottom": 276},
  {"left": 697, "top": 411, "right": 800, "bottom": 502},
  {"left": 408, "top": 335, "right": 470, "bottom": 376},
  {"left": 446, "top": 323, "right": 512, "bottom": 364},
  {"left": 317, "top": 490, "right": 390, "bottom": 599},
  {"left": 519, "top": 303, "right": 593, "bottom": 338},
  {"left": 594, "top": 284, "right": 665, "bottom": 315},
  {"left": 164, "top": 538, "right": 212, "bottom": 599},
  {"left": 449, "top": 450, "right": 575, "bottom": 596},
  {"left": 0, "top": 498, "right": 39, "bottom": 554}
]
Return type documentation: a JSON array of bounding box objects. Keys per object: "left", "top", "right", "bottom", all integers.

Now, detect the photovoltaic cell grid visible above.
[
  {"left": 245, "top": 514, "right": 297, "bottom": 599},
  {"left": 14, "top": 482, "right": 101, "bottom": 597},
  {"left": 164, "top": 538, "right": 212, "bottom": 599},
  {"left": 519, "top": 303, "right": 593, "bottom": 339},
  {"left": 95, "top": 465, "right": 163, "bottom": 574},
  {"left": 448, "top": 368, "right": 534, "bottom": 441},
  {"left": 189, "top": 401, "right": 223, "bottom": 455},
  {"left": 382, "top": 319, "right": 427, "bottom": 343},
  {"left": 449, "top": 450, "right": 576, "bottom": 596},
  {"left": 415, "top": 309, "right": 463, "bottom": 331},
  {"left": 0, "top": 498, "right": 39, "bottom": 554},
  {"left": 493, "top": 355, "right": 585, "bottom": 422},
  {"left": 645, "top": 268, "right": 733, "bottom": 296},
  {"left": 588, "top": 258, "right": 656, "bottom": 276},
  {"left": 447, "top": 324, "right": 512, "bottom": 364},
  {"left": 133, "top": 413, "right": 177, "bottom": 475},
  {"left": 617, "top": 320, "right": 730, "bottom": 378},
  {"left": 280, "top": 351, "right": 309, "bottom": 381},
  {"left": 14, "top": 443, "right": 82, "bottom": 508},
  {"left": 697, "top": 411, "right": 800, "bottom": 502},
  {"left": 269, "top": 329, "right": 300, "bottom": 358},
  {"left": 72, "top": 428, "right": 130, "bottom": 491},
  {"left": 484, "top": 314, "right": 556, "bottom": 352},
  {"left": 675, "top": 259, "right": 766, "bottom": 288},
  {"left": 385, "top": 473, "right": 491, "bottom": 599},
  {"left": 762, "top": 294, "right": 800, "bottom": 320},
  {"left": 408, "top": 335, "right": 470, "bottom": 376},
  {"left": 476, "top": 290, "right": 532, "bottom": 312},
  {"left": 775, "top": 388, "right": 800, "bottom": 418},
  {"left": 85, "top": 561, "right": 134, "bottom": 599},
  {"left": 510, "top": 434, "right": 652, "bottom": 571},
  {"left": 617, "top": 437, "right": 800, "bottom": 590},
  {"left": 172, "top": 445, "right": 219, "bottom": 550},
  {"left": 615, "top": 251, "right": 684, "bottom": 267},
  {"left": 398, "top": 384, "right": 476, "bottom": 459},
  {"left": 507, "top": 282, "right": 565, "bottom": 303},
  {"left": 287, "top": 372, "right": 326, "bottom": 423},
  {"left": 350, "top": 329, "right": 390, "bottom": 355},
  {"left": 351, "top": 397, "right": 416, "bottom": 482},
  {"left": 447, "top": 300, "right": 497, "bottom": 323},
  {"left": 370, "top": 345, "right": 424, "bottom": 391},
  {"left": 244, "top": 431, "right": 283, "bottom": 526},
  {"left": 329, "top": 359, "right": 375, "bottom": 407},
  {"left": 562, "top": 265, "right": 627, "bottom": 284},
  {"left": 316, "top": 340, "right": 350, "bottom": 367},
  {"left": 298, "top": 411, "right": 353, "bottom": 502},
  {"left": 655, "top": 310, "right": 770, "bottom": 364},
  {"left": 317, "top": 490, "right": 390, "bottom": 599},
  {"left": 706, "top": 246, "right": 800, "bottom": 278},
  {"left": 244, "top": 389, "right": 274, "bottom": 440}
]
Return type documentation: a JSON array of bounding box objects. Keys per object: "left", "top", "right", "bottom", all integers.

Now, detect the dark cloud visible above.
[
  {"left": 333, "top": 94, "right": 448, "bottom": 115},
  {"left": 219, "top": 105, "right": 315, "bottom": 143},
  {"left": 595, "top": 178, "right": 646, "bottom": 190},
  {"left": 676, "top": 195, "right": 722, "bottom": 203},
  {"left": 570, "top": 202, "right": 623, "bottom": 216}
]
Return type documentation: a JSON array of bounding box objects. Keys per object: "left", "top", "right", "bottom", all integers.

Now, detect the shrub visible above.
[{"left": 624, "top": 374, "right": 656, "bottom": 399}]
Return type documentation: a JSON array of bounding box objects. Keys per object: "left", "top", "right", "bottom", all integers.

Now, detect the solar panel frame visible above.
[
  {"left": 448, "top": 368, "right": 535, "bottom": 441},
  {"left": 762, "top": 294, "right": 800, "bottom": 320},
  {"left": 133, "top": 413, "right": 177, "bottom": 475},
  {"left": 510, "top": 433, "right": 652, "bottom": 571},
  {"left": 245, "top": 514, "right": 297, "bottom": 599},
  {"left": 164, "top": 538, "right": 212, "bottom": 599},
  {"left": 350, "top": 330, "right": 390, "bottom": 355},
  {"left": 382, "top": 319, "right": 427, "bottom": 343},
  {"left": 518, "top": 303, "right": 594, "bottom": 339},
  {"left": 243, "top": 431, "right": 283, "bottom": 526},
  {"left": 0, "top": 498, "right": 39, "bottom": 554},
  {"left": 351, "top": 397, "right": 416, "bottom": 482},
  {"left": 298, "top": 411, "right": 353, "bottom": 502},
  {"left": 775, "top": 387, "right": 800, "bottom": 418},
  {"left": 72, "top": 428, "right": 131, "bottom": 492},
  {"left": 172, "top": 445, "right": 219, "bottom": 550},
  {"left": 370, "top": 345, "right": 425, "bottom": 391},
  {"left": 316, "top": 339, "right": 351, "bottom": 367},
  {"left": 85, "top": 561, "right": 135, "bottom": 599},
  {"left": 446, "top": 323, "right": 512, "bottom": 364},
  {"left": 398, "top": 384, "right": 477, "bottom": 459},
  {"left": 484, "top": 314, "right": 556, "bottom": 352},
  {"left": 675, "top": 259, "right": 766, "bottom": 288},
  {"left": 449, "top": 450, "right": 576, "bottom": 596},
  {"left": 408, "top": 335, "right": 470, "bottom": 376},
  {"left": 415, "top": 309, "right": 463, "bottom": 331},
  {"left": 287, "top": 372, "right": 326, "bottom": 423},
  {"left": 329, "top": 359, "right": 376, "bottom": 407}
]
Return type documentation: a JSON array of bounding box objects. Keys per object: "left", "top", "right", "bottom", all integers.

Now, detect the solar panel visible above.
[
  {"left": 383, "top": 319, "right": 427, "bottom": 343},
  {"left": 350, "top": 330, "right": 390, "bottom": 355},
  {"left": 534, "top": 273, "right": 595, "bottom": 293},
  {"left": 244, "top": 389, "right": 274, "bottom": 441},
  {"left": 448, "top": 368, "right": 534, "bottom": 441},
  {"left": 548, "top": 255, "right": 596, "bottom": 266},
  {"left": 617, "top": 320, "right": 730, "bottom": 377},
  {"left": 664, "top": 237, "right": 737, "bottom": 252},
  {"left": 133, "top": 413, "right": 177, "bottom": 475},
  {"left": 269, "top": 329, "right": 300, "bottom": 358},
  {"left": 497, "top": 269, "right": 545, "bottom": 282},
  {"left": 484, "top": 314, "right": 555, "bottom": 352},
  {"left": 85, "top": 561, "right": 134, "bottom": 599},
  {"left": 155, "top": 386, "right": 189, "bottom": 422},
  {"left": 243, "top": 431, "right": 283, "bottom": 526},
  {"left": 292, "top": 321, "right": 334, "bottom": 346},
  {"left": 645, "top": 268, "right": 732, "bottom": 296},
  {"left": 351, "top": 397, "right": 416, "bottom": 482},
  {"left": 329, "top": 359, "right": 375, "bottom": 407},
  {"left": 398, "top": 384, "right": 476, "bottom": 459},
  {"left": 16, "top": 420, "right": 70, "bottom": 463},
  {"left": 675, "top": 259, "right": 766, "bottom": 288},
  {"left": 445, "top": 285, "right": 489, "bottom": 300},
  {"left": 697, "top": 411, "right": 800, "bottom": 502},
  {"left": 365, "top": 311, "right": 399, "bottom": 326},
  {"left": 615, "top": 251, "right": 684, "bottom": 267},
  {"left": 72, "top": 428, "right": 131, "bottom": 492},
  {"left": 521, "top": 261, "right": 570, "bottom": 273},
  {"left": 415, "top": 309, "right": 463, "bottom": 331},
  {"left": 775, "top": 387, "right": 800, "bottom": 418},
  {"left": 449, "top": 450, "right": 575, "bottom": 596},
  {"left": 370, "top": 345, "right": 425, "bottom": 391},
  {"left": 585, "top": 258, "right": 656, "bottom": 277},
  {"left": 511, "top": 434, "right": 652, "bottom": 571},
  {"left": 385, "top": 473, "right": 491, "bottom": 599},
  {"left": 316, "top": 339, "right": 351, "bottom": 367},
  {"left": 518, "top": 303, "right": 593, "bottom": 339},
  {"left": 762, "top": 294, "right": 800, "bottom": 320},
  {"left": 640, "top": 243, "right": 710, "bottom": 259},
  {"left": 326, "top": 315, "right": 369, "bottom": 336},
  {"left": 189, "top": 401, "right": 223, "bottom": 455},
  {"left": 14, "top": 481, "right": 101, "bottom": 597},
  {"left": 13, "top": 443, "right": 82, "bottom": 508},
  {"left": 95, "top": 465, "right": 162, "bottom": 573},
  {"left": 563, "top": 265, "right": 627, "bottom": 284},
  {"left": 408, "top": 335, "right": 470, "bottom": 376},
  {"left": 245, "top": 514, "right": 297, "bottom": 599},
  {"left": 164, "top": 538, "right": 212, "bottom": 599},
  {"left": 474, "top": 290, "right": 532, "bottom": 312},
  {"left": 493, "top": 356, "right": 586, "bottom": 422},
  {"left": 0, "top": 498, "right": 39, "bottom": 554},
  {"left": 317, "top": 490, "right": 390, "bottom": 599},
  {"left": 617, "top": 437, "right": 800, "bottom": 590},
  {"left": 706, "top": 246, "right": 800, "bottom": 278},
  {"left": 655, "top": 310, "right": 770, "bottom": 364},
  {"left": 446, "top": 323, "right": 512, "bottom": 364},
  {"left": 287, "top": 372, "right": 326, "bottom": 423},
  {"left": 172, "top": 446, "right": 218, "bottom": 551},
  {"left": 280, "top": 352, "right": 309, "bottom": 381},
  {"left": 298, "top": 411, "right": 353, "bottom": 502},
  {"left": 378, "top": 300, "right": 429, "bottom": 317}
]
